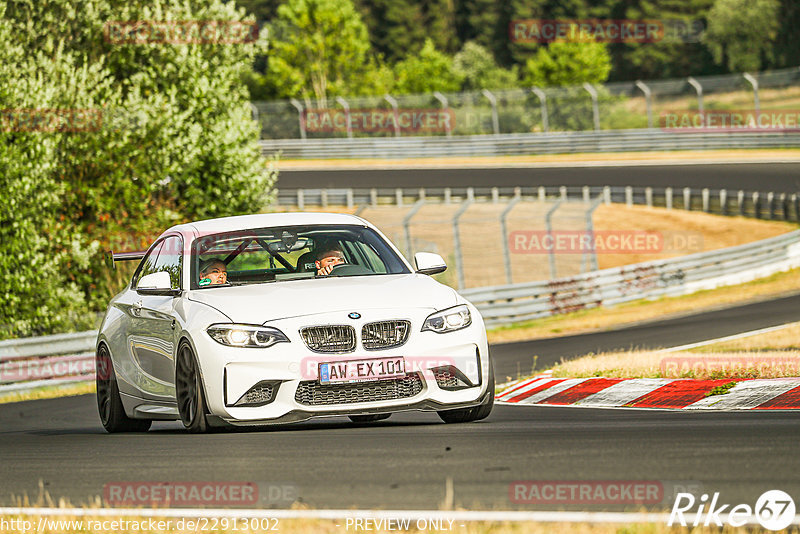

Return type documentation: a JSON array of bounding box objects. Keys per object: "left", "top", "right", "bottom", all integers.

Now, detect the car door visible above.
[{"left": 128, "top": 235, "right": 184, "bottom": 400}]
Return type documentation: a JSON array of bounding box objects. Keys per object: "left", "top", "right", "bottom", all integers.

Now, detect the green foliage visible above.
[
  {"left": 522, "top": 36, "right": 611, "bottom": 87},
  {"left": 393, "top": 39, "right": 463, "bottom": 94},
  {"left": 705, "top": 0, "right": 781, "bottom": 72},
  {"left": 454, "top": 41, "right": 519, "bottom": 90},
  {"left": 0, "top": 0, "right": 276, "bottom": 338}
]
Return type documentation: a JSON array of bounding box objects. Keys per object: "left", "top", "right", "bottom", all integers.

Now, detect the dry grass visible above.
[
  {"left": 0, "top": 382, "right": 95, "bottom": 405},
  {"left": 550, "top": 349, "right": 800, "bottom": 380},
  {"left": 487, "top": 268, "right": 800, "bottom": 344}
]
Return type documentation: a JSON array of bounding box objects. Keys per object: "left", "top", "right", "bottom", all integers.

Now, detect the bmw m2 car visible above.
[{"left": 97, "top": 212, "right": 493, "bottom": 433}]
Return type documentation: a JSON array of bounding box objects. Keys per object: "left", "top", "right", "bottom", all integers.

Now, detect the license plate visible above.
[{"left": 319, "top": 357, "right": 405, "bottom": 384}]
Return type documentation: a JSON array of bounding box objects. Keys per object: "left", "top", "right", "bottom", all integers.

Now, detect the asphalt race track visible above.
[
  {"left": 1, "top": 296, "right": 799, "bottom": 512},
  {"left": 278, "top": 162, "right": 800, "bottom": 192}
]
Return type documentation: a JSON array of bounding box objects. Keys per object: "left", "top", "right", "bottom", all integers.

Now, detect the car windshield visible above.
[{"left": 191, "top": 224, "right": 410, "bottom": 288}]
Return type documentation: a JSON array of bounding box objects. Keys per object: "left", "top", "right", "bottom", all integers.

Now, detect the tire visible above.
[
  {"left": 176, "top": 341, "right": 210, "bottom": 433},
  {"left": 437, "top": 361, "right": 495, "bottom": 424},
  {"left": 96, "top": 344, "right": 152, "bottom": 433},
  {"left": 348, "top": 414, "right": 391, "bottom": 423}
]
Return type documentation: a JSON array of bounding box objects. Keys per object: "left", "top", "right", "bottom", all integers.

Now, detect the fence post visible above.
[
  {"left": 453, "top": 199, "right": 473, "bottom": 290},
  {"left": 603, "top": 186, "right": 611, "bottom": 204},
  {"left": 289, "top": 98, "right": 307, "bottom": 140},
  {"left": 683, "top": 187, "right": 691, "bottom": 210},
  {"left": 635, "top": 80, "right": 653, "bottom": 128},
  {"left": 444, "top": 187, "right": 452, "bottom": 204},
  {"left": 687, "top": 77, "right": 704, "bottom": 118},
  {"left": 538, "top": 186, "right": 546, "bottom": 202},
  {"left": 491, "top": 187, "right": 500, "bottom": 203},
  {"left": 500, "top": 196, "right": 522, "bottom": 284},
  {"left": 297, "top": 189, "right": 305, "bottom": 210},
  {"left": 514, "top": 186, "right": 522, "bottom": 199},
  {"left": 702, "top": 188, "right": 709, "bottom": 212},
  {"left": 743, "top": 73, "right": 760, "bottom": 114},
  {"left": 418, "top": 188, "right": 426, "bottom": 201},
  {"left": 467, "top": 187, "right": 475, "bottom": 202},
  {"left": 560, "top": 186, "right": 567, "bottom": 201},
  {"left": 433, "top": 91, "right": 452, "bottom": 137},
  {"left": 583, "top": 82, "right": 600, "bottom": 131},
  {"left": 481, "top": 89, "right": 500, "bottom": 135},
  {"left": 625, "top": 186, "right": 633, "bottom": 207},
  {"left": 582, "top": 196, "right": 603, "bottom": 273},
  {"left": 320, "top": 189, "right": 328, "bottom": 208},
  {"left": 370, "top": 188, "right": 378, "bottom": 207},
  {"left": 545, "top": 200, "right": 563, "bottom": 280},
  {"left": 403, "top": 198, "right": 426, "bottom": 259},
  {"left": 665, "top": 187, "right": 673, "bottom": 209},
  {"left": 384, "top": 94, "right": 401, "bottom": 137},
  {"left": 395, "top": 188, "right": 404, "bottom": 206},
  {"left": 738, "top": 190, "right": 745, "bottom": 216},
  {"left": 720, "top": 189, "right": 727, "bottom": 215},
  {"left": 531, "top": 87, "right": 548, "bottom": 132},
  {"left": 645, "top": 187, "right": 653, "bottom": 207},
  {"left": 335, "top": 96, "right": 353, "bottom": 139},
  {"left": 346, "top": 189, "right": 354, "bottom": 209},
  {"left": 583, "top": 186, "right": 590, "bottom": 203}
]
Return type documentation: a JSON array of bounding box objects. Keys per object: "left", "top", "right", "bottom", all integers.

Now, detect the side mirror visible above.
[
  {"left": 137, "top": 271, "right": 179, "bottom": 296},
  {"left": 414, "top": 252, "right": 447, "bottom": 275}
]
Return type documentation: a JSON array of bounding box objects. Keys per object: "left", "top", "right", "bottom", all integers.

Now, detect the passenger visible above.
[
  {"left": 199, "top": 258, "right": 228, "bottom": 286},
  {"left": 315, "top": 247, "right": 345, "bottom": 276}
]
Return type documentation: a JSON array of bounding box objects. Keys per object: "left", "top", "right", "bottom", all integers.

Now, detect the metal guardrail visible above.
[
  {"left": 261, "top": 129, "right": 800, "bottom": 159},
  {"left": 0, "top": 331, "right": 96, "bottom": 394},
  {"left": 462, "top": 230, "right": 800, "bottom": 327}
]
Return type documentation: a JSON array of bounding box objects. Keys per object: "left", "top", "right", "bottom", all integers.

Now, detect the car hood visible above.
[{"left": 187, "top": 274, "right": 459, "bottom": 324}]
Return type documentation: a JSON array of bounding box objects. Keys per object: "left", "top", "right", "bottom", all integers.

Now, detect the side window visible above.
[
  {"left": 152, "top": 236, "right": 183, "bottom": 289},
  {"left": 131, "top": 241, "right": 164, "bottom": 288}
]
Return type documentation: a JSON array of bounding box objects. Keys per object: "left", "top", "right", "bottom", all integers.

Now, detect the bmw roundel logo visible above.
[{"left": 348, "top": 312, "right": 361, "bottom": 320}]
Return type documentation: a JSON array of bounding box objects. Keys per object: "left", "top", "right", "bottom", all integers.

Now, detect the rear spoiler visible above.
[{"left": 107, "top": 250, "right": 146, "bottom": 269}]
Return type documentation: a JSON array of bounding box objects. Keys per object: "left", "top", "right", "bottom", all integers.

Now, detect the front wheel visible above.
[
  {"left": 176, "top": 342, "right": 210, "bottom": 433},
  {"left": 437, "top": 361, "right": 494, "bottom": 424},
  {"left": 96, "top": 345, "right": 151, "bottom": 433}
]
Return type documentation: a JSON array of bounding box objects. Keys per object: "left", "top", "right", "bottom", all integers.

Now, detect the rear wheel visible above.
[
  {"left": 96, "top": 345, "right": 151, "bottom": 433},
  {"left": 348, "top": 414, "right": 391, "bottom": 423},
  {"left": 176, "top": 342, "right": 210, "bottom": 433},
  {"left": 437, "top": 361, "right": 495, "bottom": 424}
]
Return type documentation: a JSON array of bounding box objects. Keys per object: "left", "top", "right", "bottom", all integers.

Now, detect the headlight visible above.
[
  {"left": 207, "top": 324, "right": 289, "bottom": 348},
  {"left": 422, "top": 305, "right": 472, "bottom": 333}
]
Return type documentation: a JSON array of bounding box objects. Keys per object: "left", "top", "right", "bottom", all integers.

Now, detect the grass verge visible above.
[{"left": 0, "top": 382, "right": 95, "bottom": 405}]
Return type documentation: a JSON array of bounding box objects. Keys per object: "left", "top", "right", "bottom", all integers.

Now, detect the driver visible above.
[
  {"left": 315, "top": 247, "right": 345, "bottom": 276},
  {"left": 199, "top": 258, "right": 227, "bottom": 286}
]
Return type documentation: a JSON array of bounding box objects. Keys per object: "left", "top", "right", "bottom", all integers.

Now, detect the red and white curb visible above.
[{"left": 495, "top": 372, "right": 800, "bottom": 410}]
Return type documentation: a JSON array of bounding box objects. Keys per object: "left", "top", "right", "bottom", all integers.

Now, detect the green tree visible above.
[
  {"left": 393, "top": 38, "right": 463, "bottom": 94},
  {"left": 522, "top": 36, "right": 611, "bottom": 87},
  {"left": 454, "top": 41, "right": 518, "bottom": 90},
  {"left": 704, "top": 0, "right": 780, "bottom": 72}
]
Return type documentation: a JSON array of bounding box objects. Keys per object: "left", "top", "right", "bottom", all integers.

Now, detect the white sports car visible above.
[{"left": 97, "top": 212, "right": 493, "bottom": 433}]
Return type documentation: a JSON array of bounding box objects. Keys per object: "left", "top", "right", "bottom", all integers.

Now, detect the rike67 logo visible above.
[{"left": 669, "top": 490, "right": 796, "bottom": 530}]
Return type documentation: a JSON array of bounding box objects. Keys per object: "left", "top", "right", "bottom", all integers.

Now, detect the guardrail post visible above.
[
  {"left": 433, "top": 91, "right": 452, "bottom": 137},
  {"left": 743, "top": 73, "right": 760, "bottom": 114},
  {"left": 545, "top": 200, "right": 563, "bottom": 280},
  {"left": 444, "top": 187, "right": 452, "bottom": 204},
  {"left": 625, "top": 186, "right": 633, "bottom": 207},
  {"left": 500, "top": 196, "right": 522, "bottom": 284},
  {"left": 384, "top": 94, "right": 401, "bottom": 137},
  {"left": 702, "top": 188, "right": 710, "bottom": 212},
  {"left": 491, "top": 187, "right": 500, "bottom": 203},
  {"left": 560, "top": 186, "right": 567, "bottom": 201},
  {"left": 793, "top": 194, "right": 799, "bottom": 222},
  {"left": 635, "top": 80, "right": 653, "bottom": 128},
  {"left": 583, "top": 186, "right": 590, "bottom": 203},
  {"left": 395, "top": 188, "right": 404, "bottom": 206},
  {"left": 767, "top": 192, "right": 774, "bottom": 219},
  {"left": 514, "top": 186, "right": 522, "bottom": 199},
  {"left": 753, "top": 192, "right": 760, "bottom": 218},
  {"left": 738, "top": 190, "right": 745, "bottom": 216},
  {"left": 538, "top": 186, "right": 546, "bottom": 202},
  {"left": 481, "top": 89, "right": 500, "bottom": 135},
  {"left": 720, "top": 189, "right": 727, "bottom": 215},
  {"left": 297, "top": 189, "right": 305, "bottom": 210},
  {"left": 665, "top": 187, "right": 673, "bottom": 209},
  {"left": 289, "top": 98, "right": 307, "bottom": 140},
  {"left": 603, "top": 186, "right": 611, "bottom": 204},
  {"left": 780, "top": 192, "right": 787, "bottom": 220},
  {"left": 683, "top": 187, "right": 691, "bottom": 210},
  {"left": 370, "top": 188, "right": 378, "bottom": 207},
  {"left": 335, "top": 96, "right": 353, "bottom": 139},
  {"left": 346, "top": 189, "right": 354, "bottom": 209},
  {"left": 583, "top": 83, "right": 600, "bottom": 131},
  {"left": 687, "top": 76, "right": 704, "bottom": 117},
  {"left": 403, "top": 198, "right": 426, "bottom": 259},
  {"left": 321, "top": 189, "right": 328, "bottom": 208},
  {"left": 645, "top": 187, "right": 653, "bottom": 207},
  {"left": 467, "top": 187, "right": 475, "bottom": 202},
  {"left": 453, "top": 199, "right": 473, "bottom": 290},
  {"left": 531, "top": 87, "right": 548, "bottom": 132}
]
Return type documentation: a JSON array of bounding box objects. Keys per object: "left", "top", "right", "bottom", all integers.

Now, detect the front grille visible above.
[
  {"left": 431, "top": 366, "right": 473, "bottom": 391},
  {"left": 361, "top": 320, "right": 410, "bottom": 350},
  {"left": 294, "top": 373, "right": 424, "bottom": 406},
  {"left": 231, "top": 381, "right": 279, "bottom": 407},
  {"left": 301, "top": 325, "right": 356, "bottom": 353}
]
